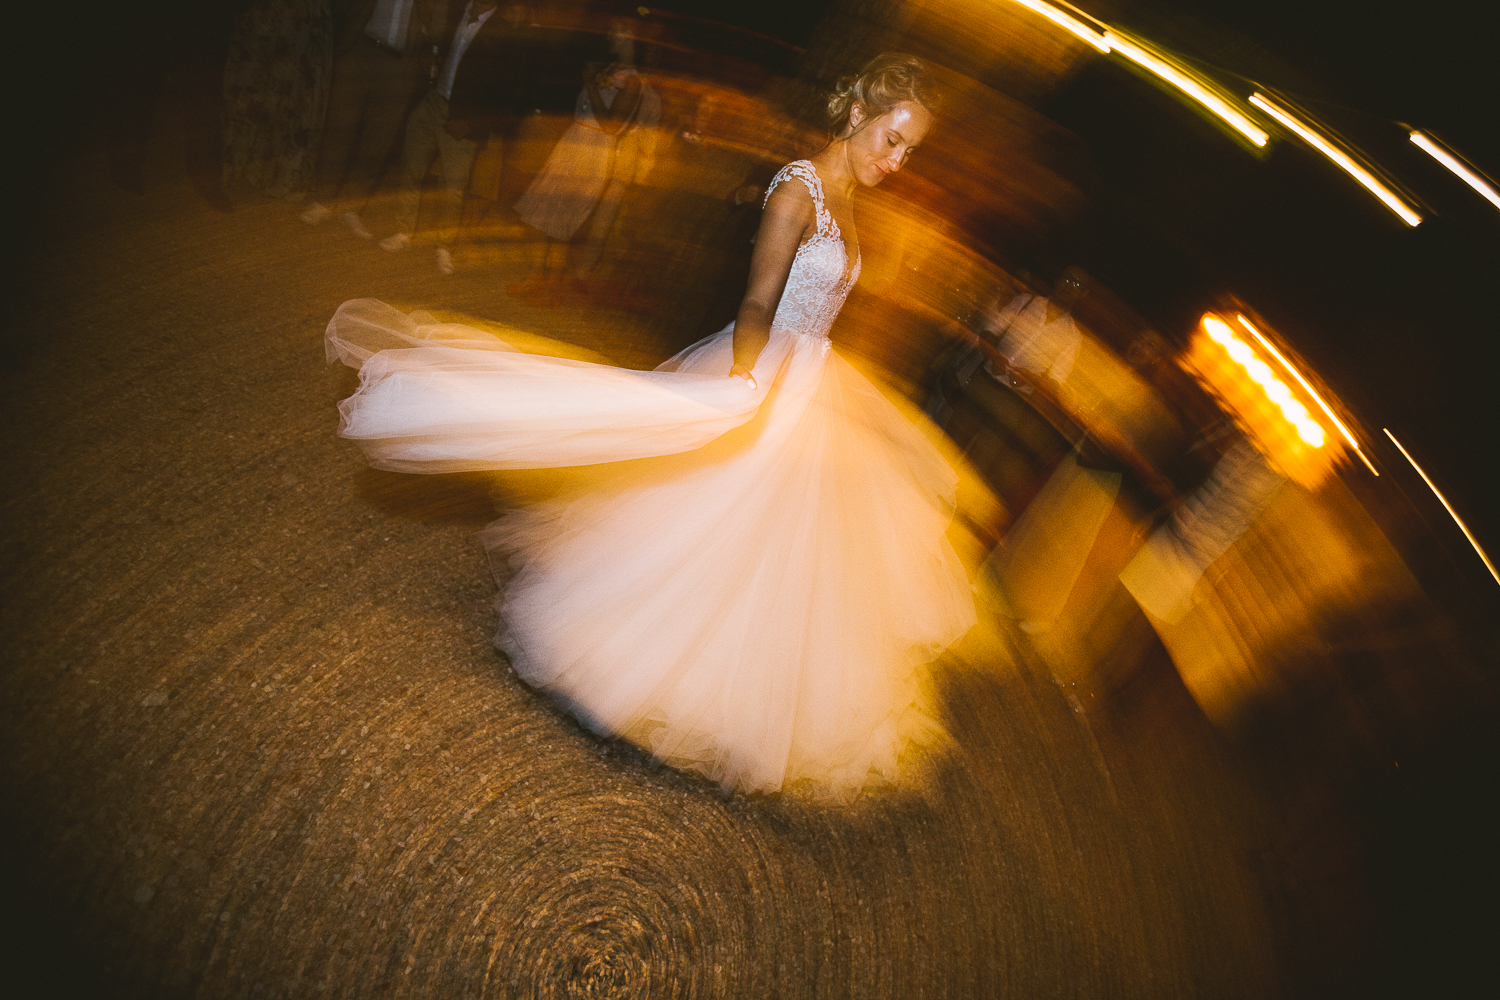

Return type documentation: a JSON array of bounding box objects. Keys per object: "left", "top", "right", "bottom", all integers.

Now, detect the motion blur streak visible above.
[
  {"left": 1383, "top": 429, "right": 1500, "bottom": 587},
  {"left": 999, "top": 0, "right": 1111, "bottom": 52},
  {"left": 1409, "top": 131, "right": 1500, "bottom": 212},
  {"left": 1235, "top": 314, "right": 1379, "bottom": 475},
  {"left": 1103, "top": 32, "right": 1269, "bottom": 147},
  {"left": 1185, "top": 314, "right": 1341, "bottom": 487},
  {"left": 1249, "top": 93, "right": 1423, "bottom": 226},
  {"left": 1204, "top": 316, "right": 1323, "bottom": 447}
]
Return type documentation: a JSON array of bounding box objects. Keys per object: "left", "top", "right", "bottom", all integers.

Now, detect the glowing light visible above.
[
  {"left": 1002, "top": 0, "right": 1112, "bottom": 52},
  {"left": 1105, "top": 34, "right": 1269, "bottom": 146},
  {"left": 1190, "top": 314, "right": 1343, "bottom": 486},
  {"left": 1296, "top": 420, "right": 1325, "bottom": 447},
  {"left": 1236, "top": 314, "right": 1378, "bottom": 476},
  {"left": 1203, "top": 316, "right": 1234, "bottom": 343},
  {"left": 1202, "top": 313, "right": 1325, "bottom": 451},
  {"left": 1384, "top": 429, "right": 1500, "bottom": 588},
  {"left": 1249, "top": 94, "right": 1422, "bottom": 226},
  {"left": 1409, "top": 131, "right": 1500, "bottom": 213}
]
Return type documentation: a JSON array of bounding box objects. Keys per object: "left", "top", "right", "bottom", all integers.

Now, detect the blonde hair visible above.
[{"left": 827, "top": 53, "right": 939, "bottom": 134}]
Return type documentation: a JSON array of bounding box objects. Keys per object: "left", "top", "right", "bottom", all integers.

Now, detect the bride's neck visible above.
[{"left": 811, "top": 141, "right": 858, "bottom": 200}]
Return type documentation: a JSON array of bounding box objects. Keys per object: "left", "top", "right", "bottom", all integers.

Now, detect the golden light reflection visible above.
[
  {"left": 1383, "top": 429, "right": 1500, "bottom": 588},
  {"left": 1234, "top": 314, "right": 1379, "bottom": 475},
  {"left": 997, "top": 0, "right": 1112, "bottom": 52},
  {"left": 1103, "top": 32, "right": 1269, "bottom": 147},
  {"left": 1409, "top": 131, "right": 1500, "bottom": 213},
  {"left": 1248, "top": 93, "right": 1423, "bottom": 226}
]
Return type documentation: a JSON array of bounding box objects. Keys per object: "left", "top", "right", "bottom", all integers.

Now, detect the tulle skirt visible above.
[{"left": 327, "top": 300, "right": 976, "bottom": 796}]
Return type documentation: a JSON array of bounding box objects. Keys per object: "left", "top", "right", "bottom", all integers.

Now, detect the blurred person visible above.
[
  {"left": 985, "top": 266, "right": 1089, "bottom": 394},
  {"left": 378, "top": 1, "right": 526, "bottom": 273},
  {"left": 569, "top": 19, "right": 665, "bottom": 285},
  {"left": 511, "top": 58, "right": 644, "bottom": 288},
  {"left": 299, "top": 0, "right": 448, "bottom": 237},
  {"left": 923, "top": 270, "right": 1036, "bottom": 427},
  {"left": 1120, "top": 434, "right": 1286, "bottom": 625},
  {"left": 223, "top": 0, "right": 335, "bottom": 201},
  {"left": 326, "top": 55, "right": 974, "bottom": 798}
]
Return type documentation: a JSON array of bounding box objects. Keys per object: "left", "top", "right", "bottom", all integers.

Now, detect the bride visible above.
[{"left": 325, "top": 54, "right": 976, "bottom": 797}]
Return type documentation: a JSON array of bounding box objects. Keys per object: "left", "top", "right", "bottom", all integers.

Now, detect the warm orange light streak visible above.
[
  {"left": 1105, "top": 34, "right": 1268, "bottom": 146},
  {"left": 1409, "top": 131, "right": 1500, "bottom": 213},
  {"left": 1249, "top": 94, "right": 1422, "bottom": 226},
  {"left": 1235, "top": 314, "right": 1378, "bottom": 475},
  {"left": 1202, "top": 315, "right": 1324, "bottom": 447},
  {"left": 1001, "top": 0, "right": 1111, "bottom": 52},
  {"left": 1383, "top": 428, "right": 1500, "bottom": 588}
]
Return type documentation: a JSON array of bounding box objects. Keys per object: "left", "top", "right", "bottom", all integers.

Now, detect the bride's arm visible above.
[{"left": 729, "top": 180, "right": 816, "bottom": 382}]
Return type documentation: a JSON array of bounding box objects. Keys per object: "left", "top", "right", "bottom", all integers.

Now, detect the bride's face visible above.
[{"left": 845, "top": 100, "right": 932, "bottom": 187}]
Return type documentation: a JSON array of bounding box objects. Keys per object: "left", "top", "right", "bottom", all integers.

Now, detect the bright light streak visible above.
[
  {"left": 1384, "top": 428, "right": 1500, "bottom": 588},
  {"left": 1249, "top": 94, "right": 1423, "bottom": 226},
  {"left": 1244, "top": 358, "right": 1273, "bottom": 384},
  {"left": 1202, "top": 313, "right": 1325, "bottom": 450},
  {"left": 1409, "top": 131, "right": 1500, "bottom": 213},
  {"left": 1204, "top": 316, "right": 1234, "bottom": 343},
  {"left": 1002, "top": 0, "right": 1111, "bottom": 52},
  {"left": 1295, "top": 420, "right": 1325, "bottom": 446},
  {"left": 1105, "top": 34, "right": 1269, "bottom": 146},
  {"left": 1236, "top": 314, "right": 1379, "bottom": 475}
]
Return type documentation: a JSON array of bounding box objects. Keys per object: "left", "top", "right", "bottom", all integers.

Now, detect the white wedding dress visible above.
[{"left": 326, "top": 162, "right": 976, "bottom": 796}]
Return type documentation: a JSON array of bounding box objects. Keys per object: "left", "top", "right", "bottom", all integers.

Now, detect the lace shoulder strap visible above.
[{"left": 764, "top": 161, "right": 833, "bottom": 237}]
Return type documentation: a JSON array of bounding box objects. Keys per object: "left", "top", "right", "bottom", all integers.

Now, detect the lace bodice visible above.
[{"left": 764, "top": 162, "right": 861, "bottom": 341}]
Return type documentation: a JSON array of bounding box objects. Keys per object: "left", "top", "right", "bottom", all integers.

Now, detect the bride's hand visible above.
[{"left": 729, "top": 363, "right": 757, "bottom": 389}]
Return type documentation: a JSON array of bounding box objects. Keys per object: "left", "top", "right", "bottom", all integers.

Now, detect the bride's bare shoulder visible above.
[{"left": 762, "top": 167, "right": 817, "bottom": 228}]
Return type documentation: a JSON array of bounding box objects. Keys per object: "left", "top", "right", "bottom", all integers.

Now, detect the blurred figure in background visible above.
[
  {"left": 512, "top": 55, "right": 644, "bottom": 288},
  {"left": 923, "top": 270, "right": 1037, "bottom": 428},
  {"left": 569, "top": 18, "right": 663, "bottom": 285},
  {"left": 1120, "top": 435, "right": 1285, "bottom": 625},
  {"left": 379, "top": 1, "right": 525, "bottom": 273},
  {"left": 986, "top": 266, "right": 1089, "bottom": 394},
  {"left": 300, "top": 0, "right": 448, "bottom": 237},
  {"left": 223, "top": 0, "right": 335, "bottom": 202}
]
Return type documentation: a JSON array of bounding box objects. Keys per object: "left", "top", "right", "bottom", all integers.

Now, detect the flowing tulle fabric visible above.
[
  {"left": 327, "top": 298, "right": 975, "bottom": 797},
  {"left": 326, "top": 299, "right": 767, "bottom": 471}
]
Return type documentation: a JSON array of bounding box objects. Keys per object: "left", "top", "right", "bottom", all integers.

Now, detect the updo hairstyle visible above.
[{"left": 827, "top": 53, "right": 940, "bottom": 135}]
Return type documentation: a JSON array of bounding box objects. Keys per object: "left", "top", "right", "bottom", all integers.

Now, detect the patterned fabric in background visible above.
[{"left": 223, "top": 0, "right": 335, "bottom": 199}]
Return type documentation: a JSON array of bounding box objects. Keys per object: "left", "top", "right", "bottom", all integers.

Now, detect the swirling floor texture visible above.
[{"left": 2, "top": 136, "right": 1376, "bottom": 998}]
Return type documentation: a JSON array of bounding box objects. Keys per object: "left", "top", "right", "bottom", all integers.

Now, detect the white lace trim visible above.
[{"left": 763, "top": 161, "right": 860, "bottom": 342}]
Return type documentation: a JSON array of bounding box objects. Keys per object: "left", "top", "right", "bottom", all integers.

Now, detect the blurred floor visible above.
[{"left": 0, "top": 124, "right": 1405, "bottom": 998}]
